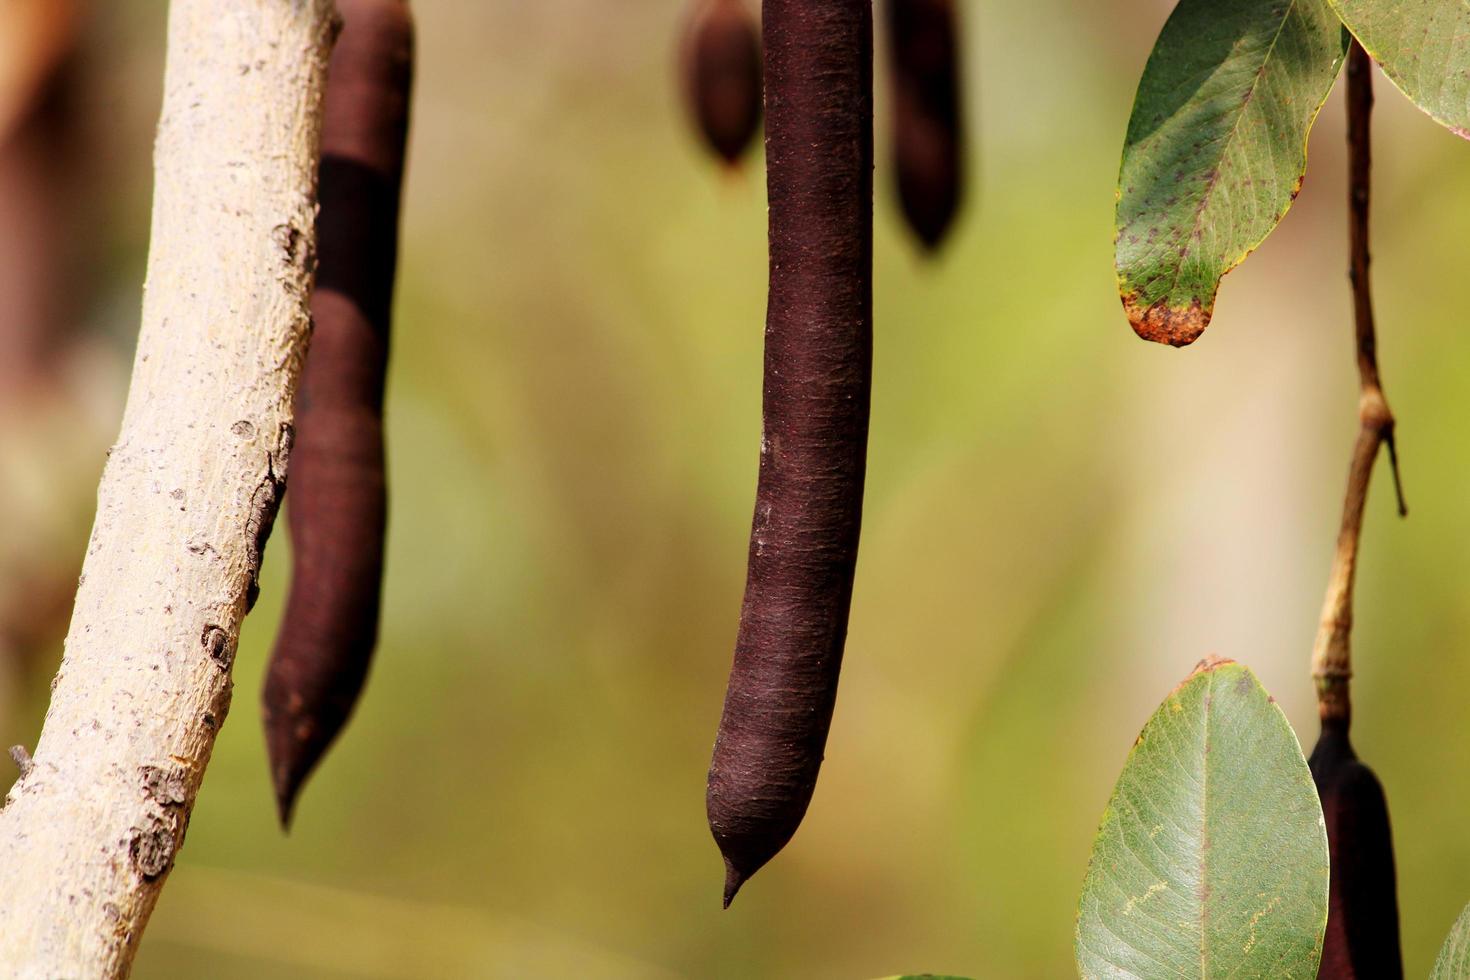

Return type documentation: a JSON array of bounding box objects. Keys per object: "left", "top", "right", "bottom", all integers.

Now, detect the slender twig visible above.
[{"left": 1311, "top": 42, "right": 1406, "bottom": 726}]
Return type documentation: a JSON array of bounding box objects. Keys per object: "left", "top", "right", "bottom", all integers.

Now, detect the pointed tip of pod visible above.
[
  {"left": 264, "top": 715, "right": 313, "bottom": 833},
  {"left": 722, "top": 858, "right": 747, "bottom": 908},
  {"left": 712, "top": 829, "right": 782, "bottom": 908},
  {"left": 262, "top": 672, "right": 349, "bottom": 834},
  {"left": 261, "top": 632, "right": 375, "bottom": 831},
  {"left": 270, "top": 760, "right": 301, "bottom": 833},
  {"left": 274, "top": 794, "right": 297, "bottom": 833},
  {"left": 707, "top": 761, "right": 817, "bottom": 908},
  {"left": 709, "top": 810, "right": 793, "bottom": 908}
]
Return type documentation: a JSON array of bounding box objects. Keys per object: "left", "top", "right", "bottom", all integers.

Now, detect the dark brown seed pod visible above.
[
  {"left": 1309, "top": 719, "right": 1404, "bottom": 979},
  {"left": 262, "top": 0, "right": 413, "bottom": 829},
  {"left": 884, "top": 0, "right": 963, "bottom": 250},
  {"left": 680, "top": 0, "right": 762, "bottom": 165},
  {"left": 706, "top": 0, "right": 873, "bottom": 908}
]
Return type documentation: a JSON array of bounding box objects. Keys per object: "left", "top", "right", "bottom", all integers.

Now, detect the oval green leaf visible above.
[
  {"left": 1075, "top": 658, "right": 1329, "bottom": 979},
  {"left": 1432, "top": 901, "right": 1470, "bottom": 980},
  {"left": 1116, "top": 0, "right": 1349, "bottom": 346},
  {"left": 1327, "top": 0, "right": 1470, "bottom": 140}
]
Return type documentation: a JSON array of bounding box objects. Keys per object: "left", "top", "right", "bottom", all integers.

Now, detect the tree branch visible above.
[
  {"left": 0, "top": 1, "right": 336, "bottom": 974},
  {"left": 1311, "top": 41, "right": 1405, "bottom": 727}
]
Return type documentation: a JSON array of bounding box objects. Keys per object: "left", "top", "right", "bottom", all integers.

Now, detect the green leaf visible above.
[
  {"left": 1432, "top": 901, "right": 1470, "bottom": 980},
  {"left": 1327, "top": 0, "right": 1470, "bottom": 140},
  {"left": 1116, "top": 0, "right": 1349, "bottom": 346},
  {"left": 1075, "top": 658, "right": 1329, "bottom": 979},
  {"left": 873, "top": 976, "right": 974, "bottom": 979}
]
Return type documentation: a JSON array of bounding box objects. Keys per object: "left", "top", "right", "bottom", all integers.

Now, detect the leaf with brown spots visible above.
[
  {"left": 1327, "top": 0, "right": 1470, "bottom": 141},
  {"left": 1116, "top": 0, "right": 1348, "bottom": 346},
  {"left": 1075, "top": 659, "right": 1329, "bottom": 978}
]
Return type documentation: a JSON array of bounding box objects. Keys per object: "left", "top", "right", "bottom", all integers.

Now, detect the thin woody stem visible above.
[{"left": 1311, "top": 41, "right": 1405, "bottom": 726}]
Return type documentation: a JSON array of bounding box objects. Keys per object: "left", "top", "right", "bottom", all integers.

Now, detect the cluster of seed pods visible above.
[
  {"left": 265, "top": 0, "right": 961, "bottom": 859},
  {"left": 263, "top": 2, "right": 1405, "bottom": 944},
  {"left": 261, "top": 0, "right": 414, "bottom": 827}
]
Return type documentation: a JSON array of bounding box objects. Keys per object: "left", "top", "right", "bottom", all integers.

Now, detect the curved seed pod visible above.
[
  {"left": 884, "top": 0, "right": 963, "bottom": 250},
  {"left": 707, "top": 0, "right": 873, "bottom": 907},
  {"left": 262, "top": 0, "right": 413, "bottom": 828},
  {"left": 680, "top": 0, "right": 762, "bottom": 165},
  {"left": 1309, "top": 720, "right": 1404, "bottom": 979}
]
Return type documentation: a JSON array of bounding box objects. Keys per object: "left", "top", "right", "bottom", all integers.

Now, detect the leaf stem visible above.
[{"left": 1311, "top": 41, "right": 1405, "bottom": 727}]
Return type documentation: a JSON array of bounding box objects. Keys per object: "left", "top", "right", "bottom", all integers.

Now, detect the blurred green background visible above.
[{"left": 2, "top": 1, "right": 1469, "bottom": 976}]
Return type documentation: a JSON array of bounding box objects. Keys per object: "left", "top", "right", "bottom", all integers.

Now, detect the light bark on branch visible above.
[
  {"left": 0, "top": 1, "right": 337, "bottom": 975},
  {"left": 1310, "top": 42, "right": 1405, "bottom": 727}
]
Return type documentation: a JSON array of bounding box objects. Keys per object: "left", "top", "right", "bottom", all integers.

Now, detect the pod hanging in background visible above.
[
  {"left": 706, "top": 0, "right": 873, "bottom": 908},
  {"left": 0, "top": 0, "right": 81, "bottom": 396},
  {"left": 884, "top": 0, "right": 964, "bottom": 250},
  {"left": 680, "top": 0, "right": 762, "bottom": 165},
  {"left": 262, "top": 0, "right": 414, "bottom": 829}
]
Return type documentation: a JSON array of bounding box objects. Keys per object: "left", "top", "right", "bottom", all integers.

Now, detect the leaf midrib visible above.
[{"left": 1160, "top": 0, "right": 1302, "bottom": 306}]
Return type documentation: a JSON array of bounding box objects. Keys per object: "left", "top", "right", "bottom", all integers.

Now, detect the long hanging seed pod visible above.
[
  {"left": 706, "top": 0, "right": 873, "bottom": 908},
  {"left": 680, "top": 0, "right": 763, "bottom": 165},
  {"left": 883, "top": 0, "right": 963, "bottom": 249},
  {"left": 262, "top": 0, "right": 414, "bottom": 828},
  {"left": 1307, "top": 42, "right": 1404, "bottom": 979}
]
